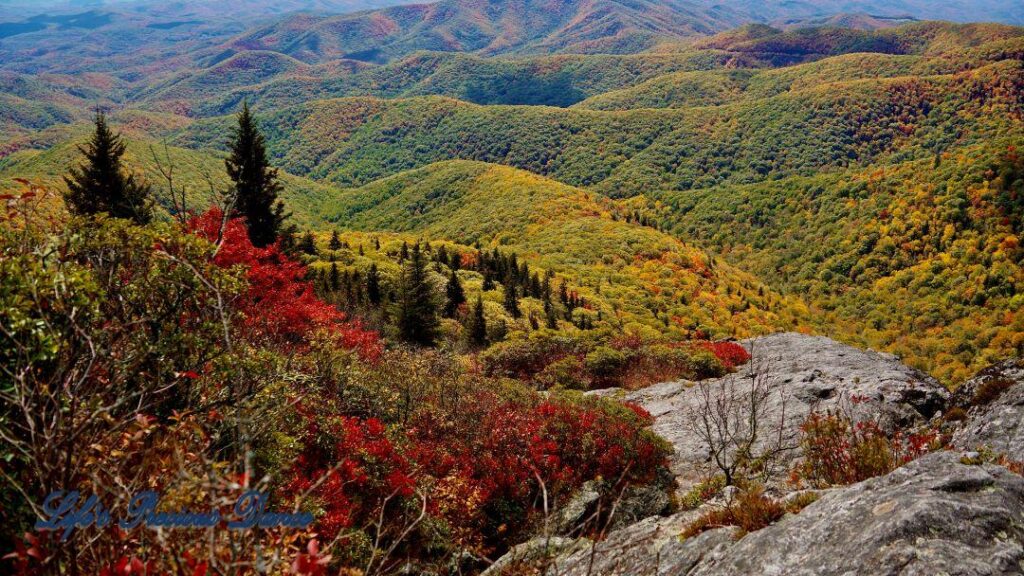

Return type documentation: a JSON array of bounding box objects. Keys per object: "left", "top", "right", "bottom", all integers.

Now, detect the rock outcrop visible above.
[
  {"left": 486, "top": 337, "right": 1024, "bottom": 576},
  {"left": 593, "top": 333, "right": 949, "bottom": 489},
  {"left": 687, "top": 451, "right": 1024, "bottom": 575},
  {"left": 952, "top": 358, "right": 1024, "bottom": 461},
  {"left": 532, "top": 452, "right": 1024, "bottom": 576}
]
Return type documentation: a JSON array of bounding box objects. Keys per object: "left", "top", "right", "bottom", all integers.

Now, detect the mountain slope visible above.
[
  {"left": 173, "top": 51, "right": 1024, "bottom": 195},
  {"left": 137, "top": 49, "right": 776, "bottom": 116},
  {"left": 0, "top": 133, "right": 337, "bottom": 228},
  {"left": 323, "top": 159, "right": 810, "bottom": 339},
  {"left": 221, "top": 0, "right": 745, "bottom": 64},
  {"left": 689, "top": 0, "right": 1024, "bottom": 26},
  {"left": 650, "top": 141, "right": 1024, "bottom": 384}
]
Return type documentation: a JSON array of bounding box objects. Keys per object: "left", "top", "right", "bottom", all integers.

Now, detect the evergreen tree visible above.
[
  {"left": 542, "top": 271, "right": 553, "bottom": 304},
  {"left": 329, "top": 230, "right": 342, "bottom": 251},
  {"left": 396, "top": 244, "right": 439, "bottom": 346},
  {"left": 503, "top": 278, "right": 521, "bottom": 318},
  {"left": 467, "top": 295, "right": 488, "bottom": 348},
  {"left": 545, "top": 300, "right": 558, "bottom": 330},
  {"left": 64, "top": 112, "right": 152, "bottom": 224},
  {"left": 444, "top": 269, "right": 466, "bottom": 317},
  {"left": 329, "top": 262, "right": 340, "bottom": 292},
  {"left": 299, "top": 231, "right": 317, "bottom": 255},
  {"left": 367, "top": 263, "right": 382, "bottom": 306},
  {"left": 225, "top": 102, "right": 285, "bottom": 247}
]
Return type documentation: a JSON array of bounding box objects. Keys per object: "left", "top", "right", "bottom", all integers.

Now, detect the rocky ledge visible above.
[
  {"left": 490, "top": 334, "right": 1024, "bottom": 576},
  {"left": 592, "top": 332, "right": 949, "bottom": 490}
]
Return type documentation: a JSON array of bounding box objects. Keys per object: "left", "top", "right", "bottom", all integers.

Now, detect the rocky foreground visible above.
[{"left": 486, "top": 334, "right": 1024, "bottom": 576}]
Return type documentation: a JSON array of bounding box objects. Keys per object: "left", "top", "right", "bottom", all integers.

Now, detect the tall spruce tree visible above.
[
  {"left": 367, "top": 263, "right": 382, "bottom": 305},
  {"left": 64, "top": 112, "right": 152, "bottom": 224},
  {"left": 503, "top": 278, "right": 521, "bottom": 318},
  {"left": 225, "top": 101, "right": 286, "bottom": 247},
  {"left": 467, "top": 294, "right": 488, "bottom": 348},
  {"left": 396, "top": 244, "right": 439, "bottom": 346},
  {"left": 329, "top": 230, "right": 342, "bottom": 251},
  {"left": 299, "top": 231, "right": 317, "bottom": 255},
  {"left": 444, "top": 269, "right": 466, "bottom": 317}
]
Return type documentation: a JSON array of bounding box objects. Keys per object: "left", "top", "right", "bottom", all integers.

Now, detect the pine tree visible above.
[
  {"left": 482, "top": 273, "right": 496, "bottom": 292},
  {"left": 503, "top": 278, "right": 521, "bottom": 318},
  {"left": 396, "top": 244, "right": 439, "bottom": 346},
  {"left": 64, "top": 112, "right": 152, "bottom": 224},
  {"left": 299, "top": 231, "right": 317, "bottom": 255},
  {"left": 225, "top": 101, "right": 286, "bottom": 247},
  {"left": 444, "top": 269, "right": 466, "bottom": 317},
  {"left": 367, "top": 263, "right": 382, "bottom": 306},
  {"left": 329, "top": 230, "right": 342, "bottom": 251},
  {"left": 545, "top": 300, "right": 558, "bottom": 330},
  {"left": 329, "top": 262, "right": 340, "bottom": 292},
  {"left": 467, "top": 294, "right": 488, "bottom": 348}
]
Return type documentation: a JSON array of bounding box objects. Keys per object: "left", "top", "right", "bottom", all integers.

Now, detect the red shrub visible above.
[
  {"left": 188, "top": 209, "right": 381, "bottom": 359},
  {"left": 681, "top": 485, "right": 785, "bottom": 539},
  {"left": 406, "top": 393, "right": 668, "bottom": 551},
  {"left": 793, "top": 412, "right": 939, "bottom": 487},
  {"left": 286, "top": 412, "right": 414, "bottom": 541},
  {"left": 699, "top": 341, "right": 751, "bottom": 370}
]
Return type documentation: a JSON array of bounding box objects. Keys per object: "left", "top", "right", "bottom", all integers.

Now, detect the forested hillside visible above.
[{"left": 4, "top": 19, "right": 1022, "bottom": 384}]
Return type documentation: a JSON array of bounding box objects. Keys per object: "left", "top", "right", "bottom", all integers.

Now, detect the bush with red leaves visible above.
[
  {"left": 285, "top": 411, "right": 415, "bottom": 541},
  {"left": 793, "top": 411, "right": 940, "bottom": 487},
  {"left": 188, "top": 209, "right": 381, "bottom": 360},
  {"left": 699, "top": 341, "right": 751, "bottom": 370},
  {"left": 407, "top": 393, "right": 669, "bottom": 551}
]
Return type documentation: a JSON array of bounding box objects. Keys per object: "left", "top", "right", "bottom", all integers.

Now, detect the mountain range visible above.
[{"left": 1, "top": 0, "right": 1023, "bottom": 386}]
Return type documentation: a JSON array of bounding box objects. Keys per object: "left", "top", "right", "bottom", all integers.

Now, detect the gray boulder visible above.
[
  {"left": 544, "top": 510, "right": 708, "bottom": 576},
  {"left": 544, "top": 452, "right": 1024, "bottom": 575},
  {"left": 952, "top": 358, "right": 1024, "bottom": 460},
  {"left": 597, "top": 333, "right": 949, "bottom": 489},
  {"left": 689, "top": 451, "right": 1024, "bottom": 576}
]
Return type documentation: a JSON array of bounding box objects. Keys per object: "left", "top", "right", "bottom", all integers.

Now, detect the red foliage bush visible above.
[
  {"left": 681, "top": 484, "right": 785, "bottom": 539},
  {"left": 286, "top": 403, "right": 413, "bottom": 537},
  {"left": 793, "top": 412, "right": 938, "bottom": 487},
  {"left": 286, "top": 410, "right": 415, "bottom": 541},
  {"left": 188, "top": 209, "right": 381, "bottom": 359},
  {"left": 406, "top": 393, "right": 667, "bottom": 550},
  {"left": 699, "top": 341, "right": 751, "bottom": 370}
]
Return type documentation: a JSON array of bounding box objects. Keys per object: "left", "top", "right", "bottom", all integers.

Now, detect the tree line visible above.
[{"left": 64, "top": 102, "right": 285, "bottom": 248}]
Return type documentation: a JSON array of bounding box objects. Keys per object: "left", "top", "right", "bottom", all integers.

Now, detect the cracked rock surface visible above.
[{"left": 594, "top": 333, "right": 949, "bottom": 489}]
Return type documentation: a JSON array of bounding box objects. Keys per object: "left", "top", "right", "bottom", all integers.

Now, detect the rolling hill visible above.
[
  {"left": 171, "top": 44, "right": 1024, "bottom": 196},
  {"left": 1, "top": 13, "right": 1022, "bottom": 386},
  {"left": 0, "top": 133, "right": 338, "bottom": 228},
  {"left": 218, "top": 0, "right": 744, "bottom": 65},
  {"left": 321, "top": 159, "right": 810, "bottom": 339},
  {"left": 136, "top": 49, "right": 776, "bottom": 115},
  {"left": 649, "top": 140, "right": 1024, "bottom": 384}
]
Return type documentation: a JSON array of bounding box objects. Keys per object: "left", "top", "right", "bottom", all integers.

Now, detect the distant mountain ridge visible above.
[{"left": 222, "top": 0, "right": 744, "bottom": 64}]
